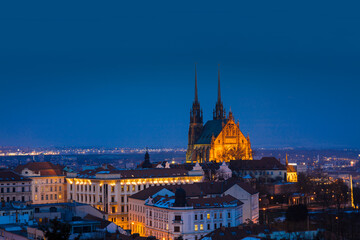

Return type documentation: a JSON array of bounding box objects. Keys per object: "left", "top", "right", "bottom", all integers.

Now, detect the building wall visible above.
[
  {"left": 141, "top": 204, "right": 242, "bottom": 240},
  {"left": 236, "top": 169, "right": 286, "bottom": 182},
  {"left": 31, "top": 176, "right": 66, "bottom": 204},
  {"left": 66, "top": 175, "right": 203, "bottom": 230},
  {"left": 0, "top": 229, "right": 28, "bottom": 240},
  {"left": 225, "top": 185, "right": 259, "bottom": 223},
  {"left": 210, "top": 119, "right": 252, "bottom": 162},
  {"left": 0, "top": 181, "right": 32, "bottom": 203}
]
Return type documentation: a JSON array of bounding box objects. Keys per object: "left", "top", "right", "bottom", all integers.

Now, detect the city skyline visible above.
[{"left": 1, "top": 1, "right": 360, "bottom": 148}]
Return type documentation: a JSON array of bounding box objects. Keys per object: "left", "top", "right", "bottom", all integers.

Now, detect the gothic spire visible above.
[
  {"left": 213, "top": 64, "right": 225, "bottom": 120},
  {"left": 218, "top": 64, "right": 221, "bottom": 103},
  {"left": 195, "top": 63, "right": 198, "bottom": 102},
  {"left": 190, "top": 63, "right": 203, "bottom": 124}
]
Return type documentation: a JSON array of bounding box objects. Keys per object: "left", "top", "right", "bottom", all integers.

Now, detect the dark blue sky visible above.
[{"left": 1, "top": 1, "right": 359, "bottom": 148}]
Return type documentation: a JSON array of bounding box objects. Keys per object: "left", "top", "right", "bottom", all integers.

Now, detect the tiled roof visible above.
[
  {"left": 187, "top": 195, "right": 243, "bottom": 208},
  {"left": 202, "top": 224, "right": 274, "bottom": 240},
  {"left": 230, "top": 157, "right": 286, "bottom": 171},
  {"left": 14, "top": 162, "right": 65, "bottom": 176},
  {"left": 0, "top": 169, "right": 31, "bottom": 182},
  {"left": 130, "top": 180, "right": 258, "bottom": 200},
  {"left": 150, "top": 194, "right": 242, "bottom": 209},
  {"left": 76, "top": 165, "right": 189, "bottom": 179},
  {"left": 195, "top": 119, "right": 228, "bottom": 144},
  {"left": 287, "top": 165, "right": 296, "bottom": 172}
]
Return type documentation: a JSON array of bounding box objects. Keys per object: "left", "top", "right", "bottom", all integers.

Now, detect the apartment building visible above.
[
  {"left": 15, "top": 162, "right": 67, "bottom": 204},
  {"left": 66, "top": 163, "right": 204, "bottom": 230}
]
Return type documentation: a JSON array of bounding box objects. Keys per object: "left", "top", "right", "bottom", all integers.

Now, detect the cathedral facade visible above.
[{"left": 186, "top": 66, "right": 253, "bottom": 163}]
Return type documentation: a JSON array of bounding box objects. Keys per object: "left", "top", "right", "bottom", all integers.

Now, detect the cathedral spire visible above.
[
  {"left": 190, "top": 63, "right": 203, "bottom": 124},
  {"left": 195, "top": 63, "right": 198, "bottom": 102},
  {"left": 218, "top": 64, "right": 221, "bottom": 103},
  {"left": 213, "top": 64, "right": 225, "bottom": 120}
]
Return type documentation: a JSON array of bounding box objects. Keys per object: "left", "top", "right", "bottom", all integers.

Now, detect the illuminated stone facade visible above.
[
  {"left": 186, "top": 66, "right": 252, "bottom": 163},
  {"left": 66, "top": 165, "right": 204, "bottom": 230},
  {"left": 15, "top": 162, "right": 66, "bottom": 204}
]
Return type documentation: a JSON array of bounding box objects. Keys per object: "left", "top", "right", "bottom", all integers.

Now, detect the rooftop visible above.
[
  {"left": 130, "top": 179, "right": 258, "bottom": 201},
  {"left": 0, "top": 169, "right": 31, "bottom": 182}
]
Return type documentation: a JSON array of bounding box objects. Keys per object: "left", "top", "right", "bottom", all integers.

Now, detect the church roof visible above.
[{"left": 195, "top": 119, "right": 228, "bottom": 144}]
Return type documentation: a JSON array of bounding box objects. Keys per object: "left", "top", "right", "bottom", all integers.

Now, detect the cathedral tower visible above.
[
  {"left": 213, "top": 65, "right": 226, "bottom": 120},
  {"left": 186, "top": 64, "right": 203, "bottom": 162}
]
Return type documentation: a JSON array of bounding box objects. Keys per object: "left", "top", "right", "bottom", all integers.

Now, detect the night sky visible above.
[{"left": 1, "top": 1, "right": 359, "bottom": 148}]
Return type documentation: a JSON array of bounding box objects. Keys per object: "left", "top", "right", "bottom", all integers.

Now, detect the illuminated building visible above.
[
  {"left": 186, "top": 65, "right": 252, "bottom": 163},
  {"left": 285, "top": 154, "right": 298, "bottom": 183},
  {"left": 0, "top": 169, "right": 31, "bottom": 203},
  {"left": 15, "top": 162, "right": 67, "bottom": 204},
  {"left": 129, "top": 180, "right": 258, "bottom": 238},
  {"left": 65, "top": 163, "right": 204, "bottom": 230}
]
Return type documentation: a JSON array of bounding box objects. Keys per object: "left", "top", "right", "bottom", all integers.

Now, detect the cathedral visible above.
[{"left": 186, "top": 65, "right": 253, "bottom": 163}]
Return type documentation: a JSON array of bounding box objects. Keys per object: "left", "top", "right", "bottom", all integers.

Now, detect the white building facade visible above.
[{"left": 129, "top": 188, "right": 243, "bottom": 240}]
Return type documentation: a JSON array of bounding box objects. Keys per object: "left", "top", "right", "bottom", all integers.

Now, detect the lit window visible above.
[
  {"left": 194, "top": 225, "right": 198, "bottom": 231},
  {"left": 207, "top": 214, "right": 210, "bottom": 219},
  {"left": 200, "top": 224, "right": 203, "bottom": 230}
]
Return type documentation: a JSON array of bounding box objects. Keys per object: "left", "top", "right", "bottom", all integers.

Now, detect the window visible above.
[
  {"left": 195, "top": 214, "right": 198, "bottom": 220},
  {"left": 228, "top": 223, "right": 231, "bottom": 227},
  {"left": 121, "top": 196, "right": 124, "bottom": 202},
  {"left": 121, "top": 185, "right": 124, "bottom": 191},
  {"left": 46, "top": 195, "right": 48, "bottom": 200},
  {"left": 200, "top": 214, "right": 203, "bottom": 220},
  {"left": 54, "top": 194, "right": 57, "bottom": 200},
  {"left": 100, "top": 186, "right": 102, "bottom": 193},
  {"left": 207, "top": 213, "right": 210, "bottom": 219},
  {"left": 200, "top": 224, "right": 203, "bottom": 230},
  {"left": 220, "top": 213, "right": 222, "bottom": 218},
  {"left": 13, "top": 187, "right": 15, "bottom": 192},
  {"left": 214, "top": 213, "right": 217, "bottom": 219},
  {"left": 207, "top": 224, "right": 210, "bottom": 230},
  {"left": 22, "top": 187, "right": 25, "bottom": 192},
  {"left": 111, "top": 186, "right": 115, "bottom": 193},
  {"left": 228, "top": 212, "right": 231, "bottom": 218},
  {"left": 132, "top": 185, "right": 135, "bottom": 191},
  {"left": 194, "top": 225, "right": 198, "bottom": 231},
  {"left": 112, "top": 207, "right": 116, "bottom": 213},
  {"left": 214, "top": 223, "right": 217, "bottom": 229},
  {"left": 111, "top": 196, "right": 115, "bottom": 202},
  {"left": 174, "top": 226, "right": 180, "bottom": 232},
  {"left": 174, "top": 215, "right": 181, "bottom": 221},
  {"left": 126, "top": 186, "right": 130, "bottom": 191},
  {"left": 59, "top": 186, "right": 62, "bottom": 191}
]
